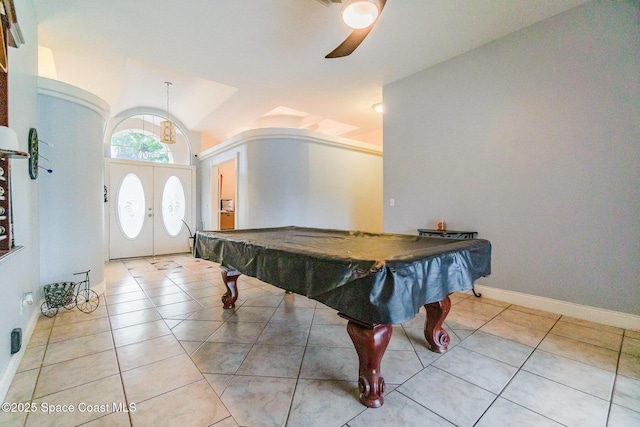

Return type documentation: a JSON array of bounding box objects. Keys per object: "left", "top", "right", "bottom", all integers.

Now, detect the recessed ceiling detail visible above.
[
  {"left": 228, "top": 106, "right": 359, "bottom": 140},
  {"left": 33, "top": 0, "right": 591, "bottom": 147}
]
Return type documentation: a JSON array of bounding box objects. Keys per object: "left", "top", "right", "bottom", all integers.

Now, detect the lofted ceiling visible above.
[{"left": 32, "top": 0, "right": 590, "bottom": 147}]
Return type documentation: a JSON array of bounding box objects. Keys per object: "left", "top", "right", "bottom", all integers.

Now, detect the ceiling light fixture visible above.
[
  {"left": 341, "top": 0, "right": 381, "bottom": 30},
  {"left": 160, "top": 82, "right": 176, "bottom": 145},
  {"left": 372, "top": 103, "right": 383, "bottom": 113}
]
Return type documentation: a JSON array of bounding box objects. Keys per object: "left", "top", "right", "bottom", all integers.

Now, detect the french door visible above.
[{"left": 108, "top": 161, "right": 195, "bottom": 259}]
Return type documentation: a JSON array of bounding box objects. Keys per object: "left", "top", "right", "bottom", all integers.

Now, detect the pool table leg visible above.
[
  {"left": 346, "top": 320, "right": 393, "bottom": 408},
  {"left": 220, "top": 268, "right": 241, "bottom": 309},
  {"left": 424, "top": 295, "right": 452, "bottom": 353}
]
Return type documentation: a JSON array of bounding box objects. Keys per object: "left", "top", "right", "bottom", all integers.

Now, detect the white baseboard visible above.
[
  {"left": 474, "top": 284, "right": 640, "bottom": 331},
  {"left": 0, "top": 306, "right": 41, "bottom": 402}
]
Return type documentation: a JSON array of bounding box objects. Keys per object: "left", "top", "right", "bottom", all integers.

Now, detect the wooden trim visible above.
[
  {"left": 0, "top": 1, "right": 10, "bottom": 251},
  {"left": 3, "top": 0, "right": 23, "bottom": 48},
  {"left": 1, "top": 0, "right": 16, "bottom": 25},
  {"left": 0, "top": 157, "right": 10, "bottom": 251},
  {"left": 0, "top": 13, "right": 6, "bottom": 73},
  {"left": 0, "top": 65, "right": 6, "bottom": 123}
]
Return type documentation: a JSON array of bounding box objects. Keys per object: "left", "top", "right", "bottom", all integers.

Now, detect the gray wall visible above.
[
  {"left": 0, "top": 0, "right": 40, "bottom": 396},
  {"left": 383, "top": 1, "right": 639, "bottom": 315},
  {"left": 199, "top": 129, "right": 383, "bottom": 233},
  {"left": 38, "top": 79, "right": 109, "bottom": 287},
  {"left": 244, "top": 137, "right": 383, "bottom": 232}
]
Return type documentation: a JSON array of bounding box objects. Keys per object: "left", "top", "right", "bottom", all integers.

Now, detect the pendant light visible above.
[{"left": 160, "top": 82, "right": 176, "bottom": 144}]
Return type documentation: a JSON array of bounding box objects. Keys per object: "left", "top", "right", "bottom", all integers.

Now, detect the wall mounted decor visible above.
[{"left": 28, "top": 127, "right": 38, "bottom": 179}]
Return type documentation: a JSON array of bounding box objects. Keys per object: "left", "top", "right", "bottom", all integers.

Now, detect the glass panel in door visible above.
[
  {"left": 161, "top": 175, "right": 186, "bottom": 237},
  {"left": 153, "top": 167, "right": 193, "bottom": 255},
  {"left": 117, "top": 173, "right": 146, "bottom": 239},
  {"left": 109, "top": 163, "right": 154, "bottom": 259}
]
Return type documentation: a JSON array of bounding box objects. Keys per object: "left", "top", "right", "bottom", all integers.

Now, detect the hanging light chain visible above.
[
  {"left": 165, "top": 82, "right": 172, "bottom": 119},
  {"left": 161, "top": 82, "right": 176, "bottom": 144}
]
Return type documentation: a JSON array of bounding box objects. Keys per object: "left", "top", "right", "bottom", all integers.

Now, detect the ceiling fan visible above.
[{"left": 321, "top": 0, "right": 387, "bottom": 58}]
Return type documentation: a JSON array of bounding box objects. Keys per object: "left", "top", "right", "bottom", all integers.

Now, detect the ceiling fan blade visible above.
[
  {"left": 325, "top": 27, "right": 373, "bottom": 58},
  {"left": 325, "top": 0, "right": 386, "bottom": 58}
]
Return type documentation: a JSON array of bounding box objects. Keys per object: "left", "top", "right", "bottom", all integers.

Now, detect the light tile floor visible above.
[{"left": 2, "top": 254, "right": 639, "bottom": 426}]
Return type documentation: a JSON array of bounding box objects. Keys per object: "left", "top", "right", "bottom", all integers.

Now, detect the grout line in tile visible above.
[
  {"left": 604, "top": 331, "right": 627, "bottom": 427},
  {"left": 106, "top": 260, "right": 135, "bottom": 427},
  {"left": 11, "top": 256, "right": 634, "bottom": 427}
]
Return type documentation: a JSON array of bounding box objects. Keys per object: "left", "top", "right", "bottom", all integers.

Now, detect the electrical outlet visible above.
[
  {"left": 20, "top": 293, "right": 34, "bottom": 315},
  {"left": 389, "top": 198, "right": 395, "bottom": 207}
]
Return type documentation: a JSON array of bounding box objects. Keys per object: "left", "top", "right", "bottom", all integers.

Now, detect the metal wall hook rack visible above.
[{"left": 38, "top": 139, "right": 54, "bottom": 147}]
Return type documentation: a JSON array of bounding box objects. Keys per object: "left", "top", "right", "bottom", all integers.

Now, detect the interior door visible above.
[{"left": 109, "top": 163, "right": 154, "bottom": 259}]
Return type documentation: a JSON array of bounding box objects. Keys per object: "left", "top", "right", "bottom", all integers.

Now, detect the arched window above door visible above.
[{"left": 110, "top": 114, "right": 191, "bottom": 165}]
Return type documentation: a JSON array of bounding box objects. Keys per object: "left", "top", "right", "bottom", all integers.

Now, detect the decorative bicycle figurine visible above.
[{"left": 41, "top": 270, "right": 100, "bottom": 317}]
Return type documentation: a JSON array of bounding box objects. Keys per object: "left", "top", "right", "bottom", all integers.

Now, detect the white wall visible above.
[
  {"left": 0, "top": 0, "right": 40, "bottom": 399},
  {"left": 37, "top": 78, "right": 109, "bottom": 289},
  {"left": 383, "top": 1, "right": 639, "bottom": 315},
  {"left": 199, "top": 128, "right": 383, "bottom": 233}
]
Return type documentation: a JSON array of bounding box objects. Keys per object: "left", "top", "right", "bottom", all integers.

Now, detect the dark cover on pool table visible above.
[{"left": 195, "top": 226, "right": 491, "bottom": 325}]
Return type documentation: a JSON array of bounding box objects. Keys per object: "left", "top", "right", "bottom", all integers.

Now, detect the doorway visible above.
[
  {"left": 108, "top": 161, "right": 195, "bottom": 259},
  {"left": 214, "top": 159, "right": 237, "bottom": 230}
]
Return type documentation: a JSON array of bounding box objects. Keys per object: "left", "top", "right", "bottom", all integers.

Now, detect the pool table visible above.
[{"left": 194, "top": 226, "right": 491, "bottom": 408}]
